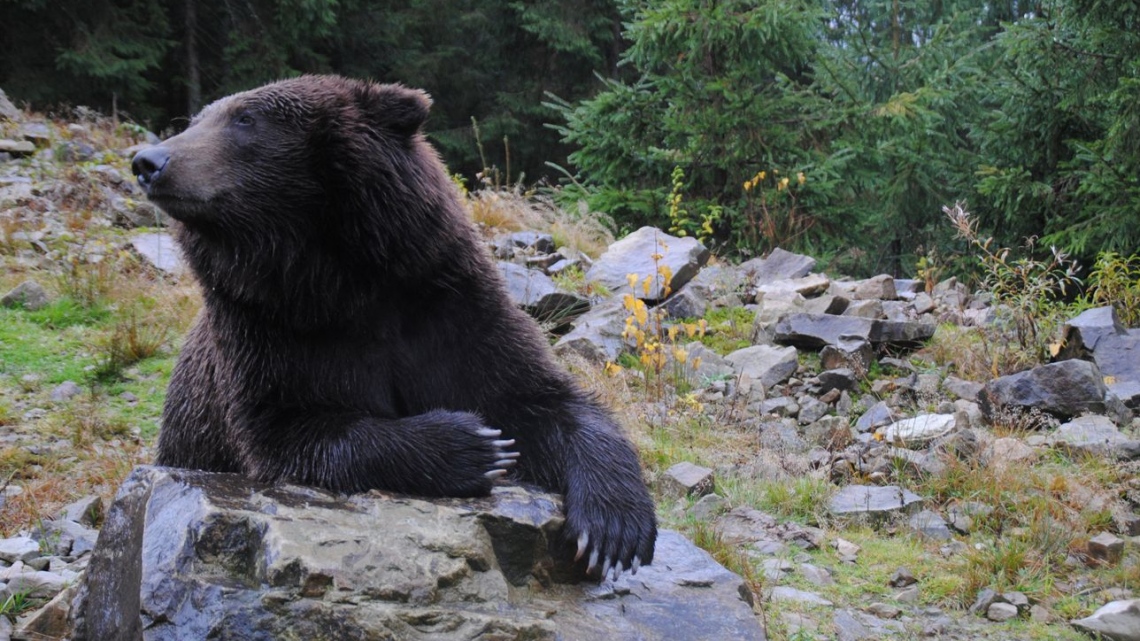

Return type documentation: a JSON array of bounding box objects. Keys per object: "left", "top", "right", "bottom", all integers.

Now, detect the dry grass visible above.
[
  {"left": 916, "top": 449, "right": 1136, "bottom": 608},
  {"left": 920, "top": 323, "right": 1039, "bottom": 381},
  {"left": 0, "top": 440, "right": 148, "bottom": 536},
  {"left": 464, "top": 186, "right": 615, "bottom": 258}
]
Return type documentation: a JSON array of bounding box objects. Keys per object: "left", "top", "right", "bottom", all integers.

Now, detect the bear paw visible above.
[
  {"left": 413, "top": 411, "right": 519, "bottom": 497},
  {"left": 565, "top": 489, "right": 657, "bottom": 581}
]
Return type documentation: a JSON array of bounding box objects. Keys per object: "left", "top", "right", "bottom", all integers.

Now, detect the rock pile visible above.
[{"left": 0, "top": 496, "right": 102, "bottom": 640}]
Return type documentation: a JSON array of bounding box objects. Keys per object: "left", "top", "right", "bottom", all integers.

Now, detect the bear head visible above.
[{"left": 132, "top": 76, "right": 469, "bottom": 319}]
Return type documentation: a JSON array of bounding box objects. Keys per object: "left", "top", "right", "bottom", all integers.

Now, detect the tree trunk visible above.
[{"left": 186, "top": 0, "right": 201, "bottom": 114}]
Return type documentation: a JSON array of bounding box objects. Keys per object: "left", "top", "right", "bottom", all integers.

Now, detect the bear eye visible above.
[{"left": 235, "top": 113, "right": 256, "bottom": 127}]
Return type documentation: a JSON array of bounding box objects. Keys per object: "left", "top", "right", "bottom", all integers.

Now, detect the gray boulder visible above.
[
  {"left": 1047, "top": 415, "right": 1140, "bottom": 460},
  {"left": 852, "top": 274, "right": 897, "bottom": 301},
  {"left": 829, "top": 485, "right": 923, "bottom": 517},
  {"left": 871, "top": 319, "right": 936, "bottom": 346},
  {"left": 661, "top": 284, "right": 707, "bottom": 320},
  {"left": 0, "top": 536, "right": 40, "bottom": 563},
  {"left": 773, "top": 313, "right": 934, "bottom": 350},
  {"left": 1089, "top": 331, "right": 1140, "bottom": 410},
  {"left": 979, "top": 360, "right": 1113, "bottom": 421},
  {"left": 878, "top": 414, "right": 957, "bottom": 448},
  {"left": 908, "top": 509, "right": 953, "bottom": 540},
  {"left": 553, "top": 299, "right": 627, "bottom": 363},
  {"left": 663, "top": 462, "right": 715, "bottom": 499},
  {"left": 1058, "top": 306, "right": 1127, "bottom": 354},
  {"left": 586, "top": 227, "right": 710, "bottom": 301},
  {"left": 774, "top": 313, "right": 875, "bottom": 349},
  {"left": 498, "top": 262, "right": 589, "bottom": 325},
  {"left": 1, "top": 280, "right": 50, "bottom": 311},
  {"left": 725, "top": 345, "right": 798, "bottom": 391},
  {"left": 1056, "top": 307, "right": 1140, "bottom": 409},
  {"left": 677, "top": 341, "right": 735, "bottom": 382},
  {"left": 130, "top": 232, "right": 187, "bottom": 276},
  {"left": 855, "top": 401, "right": 895, "bottom": 433},
  {"left": 820, "top": 338, "right": 873, "bottom": 372},
  {"left": 739, "top": 247, "right": 816, "bottom": 284},
  {"left": 680, "top": 263, "right": 746, "bottom": 308},
  {"left": 0, "top": 138, "right": 35, "bottom": 157},
  {"left": 491, "top": 231, "right": 555, "bottom": 258},
  {"left": 0, "top": 88, "right": 19, "bottom": 121},
  {"left": 755, "top": 273, "right": 831, "bottom": 299},
  {"left": 751, "top": 290, "right": 807, "bottom": 344},
  {"left": 73, "top": 466, "right": 764, "bottom": 641},
  {"left": 943, "top": 376, "right": 983, "bottom": 402},
  {"left": 842, "top": 299, "right": 884, "bottom": 319},
  {"left": 1071, "top": 599, "right": 1140, "bottom": 641},
  {"left": 912, "top": 292, "right": 935, "bottom": 315}
]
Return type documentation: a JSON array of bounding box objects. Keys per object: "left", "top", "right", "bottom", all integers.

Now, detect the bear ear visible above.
[{"left": 355, "top": 82, "right": 432, "bottom": 137}]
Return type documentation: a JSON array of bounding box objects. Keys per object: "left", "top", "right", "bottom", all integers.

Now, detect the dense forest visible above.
[{"left": 2, "top": 0, "right": 1138, "bottom": 276}]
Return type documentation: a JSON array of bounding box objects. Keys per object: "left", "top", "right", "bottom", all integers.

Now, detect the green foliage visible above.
[
  {"left": 551, "top": 0, "right": 1139, "bottom": 271},
  {"left": 0, "top": 0, "right": 622, "bottom": 181},
  {"left": 550, "top": 0, "right": 829, "bottom": 257},
  {"left": 945, "top": 202, "right": 1084, "bottom": 365},
  {"left": 1087, "top": 251, "right": 1140, "bottom": 327},
  {"left": 972, "top": 0, "right": 1140, "bottom": 259},
  {"left": 0, "top": 0, "right": 173, "bottom": 114}
]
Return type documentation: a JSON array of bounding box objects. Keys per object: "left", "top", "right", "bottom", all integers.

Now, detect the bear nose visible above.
[{"left": 132, "top": 146, "right": 171, "bottom": 191}]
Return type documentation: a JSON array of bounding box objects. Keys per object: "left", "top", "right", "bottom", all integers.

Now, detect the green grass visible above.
[
  {"left": 0, "top": 591, "right": 40, "bottom": 620},
  {"left": 0, "top": 307, "right": 101, "bottom": 384},
  {"left": 26, "top": 297, "right": 110, "bottom": 328},
  {"left": 697, "top": 307, "right": 755, "bottom": 355}
]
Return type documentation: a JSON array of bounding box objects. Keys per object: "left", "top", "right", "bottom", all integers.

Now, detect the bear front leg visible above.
[
  {"left": 561, "top": 419, "right": 657, "bottom": 580},
  {"left": 505, "top": 397, "right": 657, "bottom": 580},
  {"left": 235, "top": 408, "right": 518, "bottom": 497}
]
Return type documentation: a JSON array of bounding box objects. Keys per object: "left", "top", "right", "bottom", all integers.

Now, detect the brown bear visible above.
[{"left": 130, "top": 75, "right": 655, "bottom": 578}]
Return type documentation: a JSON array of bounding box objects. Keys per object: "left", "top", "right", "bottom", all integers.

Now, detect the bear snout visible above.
[{"left": 132, "top": 146, "right": 172, "bottom": 192}]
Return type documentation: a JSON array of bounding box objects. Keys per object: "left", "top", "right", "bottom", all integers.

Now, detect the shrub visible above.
[
  {"left": 944, "top": 202, "right": 1084, "bottom": 365},
  {"left": 1087, "top": 251, "right": 1140, "bottom": 327}
]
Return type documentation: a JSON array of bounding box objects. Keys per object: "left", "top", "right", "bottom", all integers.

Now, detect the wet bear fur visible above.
[{"left": 131, "top": 75, "right": 656, "bottom": 575}]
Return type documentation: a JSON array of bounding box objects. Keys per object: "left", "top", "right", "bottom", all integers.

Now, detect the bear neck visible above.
[{"left": 181, "top": 212, "right": 498, "bottom": 335}]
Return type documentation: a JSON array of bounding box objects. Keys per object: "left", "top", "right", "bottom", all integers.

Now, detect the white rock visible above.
[{"left": 878, "top": 414, "right": 956, "bottom": 447}]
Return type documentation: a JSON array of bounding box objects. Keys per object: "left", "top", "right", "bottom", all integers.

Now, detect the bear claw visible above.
[
  {"left": 586, "top": 548, "right": 600, "bottom": 573},
  {"left": 575, "top": 531, "right": 589, "bottom": 561}
]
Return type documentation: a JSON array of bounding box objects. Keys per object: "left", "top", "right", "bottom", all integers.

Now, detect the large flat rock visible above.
[
  {"left": 773, "top": 313, "right": 934, "bottom": 350},
  {"left": 73, "top": 466, "right": 764, "bottom": 641},
  {"left": 586, "top": 227, "right": 710, "bottom": 301},
  {"left": 829, "top": 484, "right": 923, "bottom": 517}
]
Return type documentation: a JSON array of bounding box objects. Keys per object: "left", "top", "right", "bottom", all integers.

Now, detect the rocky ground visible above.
[{"left": 2, "top": 91, "right": 1139, "bottom": 640}]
